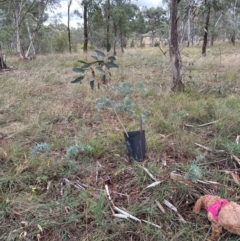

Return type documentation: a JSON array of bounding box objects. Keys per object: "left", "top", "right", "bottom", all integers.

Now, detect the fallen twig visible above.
[
  {"left": 198, "top": 159, "right": 226, "bottom": 165},
  {"left": 96, "top": 161, "right": 102, "bottom": 183},
  {"left": 195, "top": 143, "right": 212, "bottom": 152},
  {"left": 194, "top": 143, "right": 224, "bottom": 153},
  {"left": 163, "top": 199, "right": 187, "bottom": 224},
  {"left": 142, "top": 219, "right": 162, "bottom": 228},
  {"left": 155, "top": 200, "right": 166, "bottom": 213},
  {"left": 105, "top": 185, "right": 161, "bottom": 229},
  {"left": 158, "top": 45, "right": 169, "bottom": 56},
  {"left": 232, "top": 154, "right": 240, "bottom": 166},
  {"left": 236, "top": 135, "right": 240, "bottom": 145},
  {"left": 185, "top": 119, "right": 219, "bottom": 128},
  {"left": 145, "top": 181, "right": 163, "bottom": 189},
  {"left": 137, "top": 164, "right": 157, "bottom": 182},
  {"left": 61, "top": 178, "right": 86, "bottom": 195},
  {"left": 196, "top": 180, "right": 220, "bottom": 185}
]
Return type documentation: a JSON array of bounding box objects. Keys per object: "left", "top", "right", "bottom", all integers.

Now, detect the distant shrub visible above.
[
  {"left": 55, "top": 33, "right": 68, "bottom": 53},
  {"left": 154, "top": 42, "right": 160, "bottom": 47},
  {"left": 79, "top": 44, "right": 94, "bottom": 50},
  {"left": 130, "top": 39, "right": 135, "bottom": 48}
]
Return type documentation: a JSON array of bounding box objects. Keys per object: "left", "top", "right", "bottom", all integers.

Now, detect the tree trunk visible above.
[
  {"left": 83, "top": 3, "right": 88, "bottom": 52},
  {"left": 140, "top": 35, "right": 143, "bottom": 48},
  {"left": 231, "top": 30, "right": 236, "bottom": 45},
  {"left": 106, "top": 0, "right": 110, "bottom": 47},
  {"left": 14, "top": 0, "right": 25, "bottom": 59},
  {"left": 25, "top": 22, "right": 36, "bottom": 59},
  {"left": 113, "top": 22, "right": 117, "bottom": 55},
  {"left": 151, "top": 30, "right": 155, "bottom": 47},
  {"left": 170, "top": 0, "right": 184, "bottom": 91},
  {"left": 231, "top": 0, "right": 238, "bottom": 45},
  {"left": 67, "top": 0, "right": 72, "bottom": 53},
  {"left": 0, "top": 51, "right": 7, "bottom": 70},
  {"left": 202, "top": 4, "right": 211, "bottom": 55},
  {"left": 187, "top": 16, "right": 191, "bottom": 47},
  {"left": 120, "top": 31, "right": 124, "bottom": 53}
]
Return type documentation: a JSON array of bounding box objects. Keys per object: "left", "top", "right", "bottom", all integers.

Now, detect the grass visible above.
[{"left": 1, "top": 42, "right": 240, "bottom": 240}]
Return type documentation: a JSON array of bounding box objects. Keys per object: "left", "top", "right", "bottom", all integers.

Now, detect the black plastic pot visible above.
[{"left": 124, "top": 130, "right": 146, "bottom": 161}]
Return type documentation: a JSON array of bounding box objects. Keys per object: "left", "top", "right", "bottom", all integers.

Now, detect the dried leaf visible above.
[
  {"left": 231, "top": 172, "right": 240, "bottom": 185},
  {"left": 232, "top": 154, "right": 240, "bottom": 166},
  {"left": 37, "top": 234, "right": 41, "bottom": 241},
  {"left": 0, "top": 147, "right": 7, "bottom": 159},
  {"left": 163, "top": 199, "right": 178, "bottom": 212},
  {"left": 145, "top": 181, "right": 163, "bottom": 189},
  {"left": 20, "top": 221, "right": 28, "bottom": 227},
  {"left": 64, "top": 206, "right": 71, "bottom": 214},
  {"left": 162, "top": 158, "right": 167, "bottom": 166},
  {"left": 46, "top": 181, "right": 52, "bottom": 190},
  {"left": 236, "top": 135, "right": 240, "bottom": 145},
  {"left": 177, "top": 213, "right": 187, "bottom": 224},
  {"left": 170, "top": 172, "right": 185, "bottom": 181},
  {"left": 114, "top": 206, "right": 141, "bottom": 222},
  {"left": 220, "top": 170, "right": 232, "bottom": 174},
  {"left": 37, "top": 224, "right": 43, "bottom": 232},
  {"left": 19, "top": 231, "right": 27, "bottom": 239},
  {"left": 113, "top": 213, "right": 128, "bottom": 219},
  {"left": 155, "top": 200, "right": 166, "bottom": 213}
]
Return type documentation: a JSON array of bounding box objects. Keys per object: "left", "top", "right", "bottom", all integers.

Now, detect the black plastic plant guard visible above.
[{"left": 124, "top": 130, "right": 145, "bottom": 161}]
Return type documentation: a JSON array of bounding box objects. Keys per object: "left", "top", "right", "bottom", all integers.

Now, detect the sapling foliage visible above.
[
  {"left": 95, "top": 81, "right": 147, "bottom": 120},
  {"left": 66, "top": 143, "right": 93, "bottom": 160},
  {"left": 71, "top": 44, "right": 119, "bottom": 89},
  {"left": 185, "top": 154, "right": 204, "bottom": 182},
  {"left": 32, "top": 143, "right": 50, "bottom": 156}
]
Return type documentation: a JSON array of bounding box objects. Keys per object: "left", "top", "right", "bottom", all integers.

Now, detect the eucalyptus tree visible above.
[
  {"left": 199, "top": 0, "right": 224, "bottom": 54},
  {"left": 13, "top": 0, "right": 49, "bottom": 58},
  {"left": 74, "top": 0, "right": 103, "bottom": 52},
  {"left": 177, "top": 0, "right": 199, "bottom": 45},
  {"left": 142, "top": 6, "right": 167, "bottom": 46},
  {"left": 225, "top": 0, "right": 240, "bottom": 45},
  {"left": 134, "top": 9, "right": 146, "bottom": 47},
  {"left": 170, "top": 0, "right": 184, "bottom": 91},
  {"left": 0, "top": 0, "right": 59, "bottom": 58},
  {"left": 110, "top": 0, "right": 138, "bottom": 54},
  {"left": 209, "top": 1, "right": 224, "bottom": 45},
  {"left": 67, "top": 0, "right": 73, "bottom": 53}
]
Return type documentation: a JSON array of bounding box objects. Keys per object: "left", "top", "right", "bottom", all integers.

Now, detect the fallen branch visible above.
[
  {"left": 194, "top": 143, "right": 224, "bottom": 153},
  {"left": 185, "top": 119, "right": 219, "bottom": 128},
  {"left": 105, "top": 185, "right": 161, "bottom": 229}
]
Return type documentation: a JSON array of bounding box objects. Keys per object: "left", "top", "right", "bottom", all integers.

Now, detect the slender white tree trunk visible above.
[
  {"left": 187, "top": 17, "right": 191, "bottom": 46},
  {"left": 25, "top": 22, "right": 36, "bottom": 58},
  {"left": 15, "top": 0, "right": 24, "bottom": 59}
]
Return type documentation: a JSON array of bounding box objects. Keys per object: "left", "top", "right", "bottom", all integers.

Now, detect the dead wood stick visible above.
[
  {"left": 185, "top": 119, "right": 219, "bottom": 128},
  {"left": 232, "top": 154, "right": 240, "bottom": 166}
]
